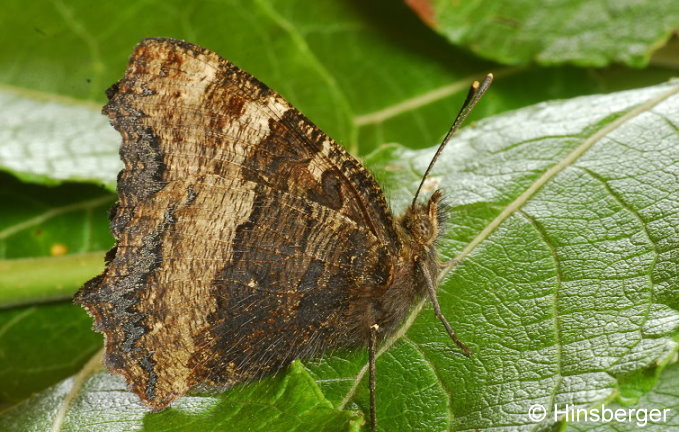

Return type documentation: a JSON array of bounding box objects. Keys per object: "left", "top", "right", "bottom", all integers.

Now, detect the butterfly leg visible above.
[
  {"left": 368, "top": 323, "right": 379, "bottom": 432},
  {"left": 419, "top": 261, "right": 473, "bottom": 356}
]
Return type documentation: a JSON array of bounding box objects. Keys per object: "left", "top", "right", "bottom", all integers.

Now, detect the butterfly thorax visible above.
[{"left": 369, "top": 190, "right": 445, "bottom": 342}]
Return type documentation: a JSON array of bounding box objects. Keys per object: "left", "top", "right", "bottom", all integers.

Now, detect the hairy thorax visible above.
[{"left": 346, "top": 190, "right": 446, "bottom": 345}]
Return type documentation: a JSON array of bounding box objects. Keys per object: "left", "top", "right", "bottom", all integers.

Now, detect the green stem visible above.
[{"left": 0, "top": 252, "right": 105, "bottom": 309}]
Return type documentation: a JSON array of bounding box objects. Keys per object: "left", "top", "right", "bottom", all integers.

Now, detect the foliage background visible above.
[{"left": 0, "top": 0, "right": 677, "bottom": 431}]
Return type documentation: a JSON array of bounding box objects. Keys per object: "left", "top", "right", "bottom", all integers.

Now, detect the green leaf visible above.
[
  {"left": 0, "top": 360, "right": 362, "bottom": 432},
  {"left": 0, "top": 88, "right": 120, "bottom": 188},
  {"left": 308, "top": 80, "right": 679, "bottom": 430},
  {"left": 0, "top": 172, "right": 114, "bottom": 307},
  {"left": 408, "top": 0, "right": 679, "bottom": 67},
  {"left": 366, "top": 80, "right": 679, "bottom": 431},
  {"left": 0, "top": 172, "right": 111, "bottom": 403},
  {"left": 0, "top": 303, "right": 101, "bottom": 405},
  {"left": 566, "top": 360, "right": 679, "bottom": 430}
]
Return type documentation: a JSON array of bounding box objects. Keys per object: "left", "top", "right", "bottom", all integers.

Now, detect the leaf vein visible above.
[
  {"left": 401, "top": 336, "right": 454, "bottom": 428},
  {"left": 578, "top": 167, "right": 658, "bottom": 369},
  {"left": 518, "top": 210, "right": 565, "bottom": 430},
  {"left": 0, "top": 195, "right": 113, "bottom": 240}
]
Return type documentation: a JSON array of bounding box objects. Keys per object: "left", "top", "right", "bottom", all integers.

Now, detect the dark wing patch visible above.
[{"left": 192, "top": 186, "right": 392, "bottom": 387}]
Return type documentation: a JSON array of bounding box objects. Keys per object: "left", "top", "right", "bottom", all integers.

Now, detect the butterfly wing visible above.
[{"left": 75, "top": 38, "right": 397, "bottom": 409}]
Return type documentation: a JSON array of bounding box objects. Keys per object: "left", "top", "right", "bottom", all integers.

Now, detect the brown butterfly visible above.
[{"left": 75, "top": 37, "right": 491, "bottom": 430}]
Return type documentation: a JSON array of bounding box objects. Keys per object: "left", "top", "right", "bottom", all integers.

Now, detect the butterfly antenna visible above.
[{"left": 411, "top": 73, "right": 493, "bottom": 208}]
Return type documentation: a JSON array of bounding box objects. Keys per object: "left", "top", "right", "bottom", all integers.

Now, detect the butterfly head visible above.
[{"left": 400, "top": 190, "right": 446, "bottom": 247}]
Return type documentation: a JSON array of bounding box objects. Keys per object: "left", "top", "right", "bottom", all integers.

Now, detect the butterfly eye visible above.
[{"left": 403, "top": 212, "right": 437, "bottom": 246}]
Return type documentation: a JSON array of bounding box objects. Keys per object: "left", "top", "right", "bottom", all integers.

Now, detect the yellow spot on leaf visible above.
[{"left": 50, "top": 243, "right": 68, "bottom": 256}]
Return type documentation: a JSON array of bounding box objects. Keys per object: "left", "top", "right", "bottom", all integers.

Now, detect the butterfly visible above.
[{"left": 75, "top": 37, "right": 492, "bottom": 430}]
